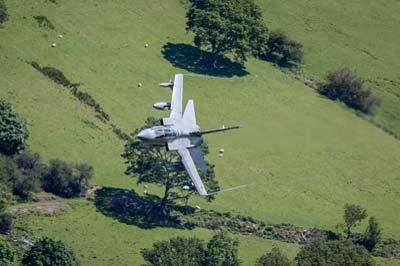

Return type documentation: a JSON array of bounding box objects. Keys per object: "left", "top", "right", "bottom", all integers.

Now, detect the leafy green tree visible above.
[
  {"left": 256, "top": 247, "right": 291, "bottom": 266},
  {"left": 186, "top": 0, "right": 269, "bottom": 65},
  {"left": 122, "top": 117, "right": 219, "bottom": 217},
  {"left": 42, "top": 159, "right": 93, "bottom": 198},
  {"left": 265, "top": 30, "right": 303, "bottom": 66},
  {"left": 342, "top": 204, "right": 367, "bottom": 239},
  {"left": 363, "top": 216, "right": 381, "bottom": 251},
  {"left": 0, "top": 100, "right": 29, "bottom": 155},
  {"left": 22, "top": 237, "right": 80, "bottom": 266},
  {"left": 205, "top": 232, "right": 240, "bottom": 266},
  {"left": 0, "top": 0, "right": 7, "bottom": 24},
  {"left": 141, "top": 237, "right": 207, "bottom": 266},
  {"left": 318, "top": 68, "right": 380, "bottom": 114},
  {"left": 295, "top": 238, "right": 375, "bottom": 266},
  {"left": 0, "top": 236, "right": 16, "bottom": 265}
]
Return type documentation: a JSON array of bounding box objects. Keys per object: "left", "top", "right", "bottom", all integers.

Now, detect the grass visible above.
[
  {"left": 1, "top": 0, "right": 400, "bottom": 265},
  {"left": 257, "top": 0, "right": 400, "bottom": 138}
]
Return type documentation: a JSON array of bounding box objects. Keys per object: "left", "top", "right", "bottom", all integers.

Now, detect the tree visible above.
[
  {"left": 141, "top": 237, "right": 207, "bottom": 266},
  {"left": 265, "top": 30, "right": 303, "bottom": 66},
  {"left": 256, "top": 247, "right": 291, "bottom": 266},
  {"left": 186, "top": 0, "right": 269, "bottom": 65},
  {"left": 363, "top": 216, "right": 381, "bottom": 251},
  {"left": 22, "top": 237, "right": 80, "bottom": 266},
  {"left": 42, "top": 159, "right": 93, "bottom": 198},
  {"left": 318, "top": 68, "right": 380, "bottom": 114},
  {"left": 295, "top": 238, "right": 375, "bottom": 266},
  {"left": 0, "top": 236, "right": 16, "bottom": 265},
  {"left": 343, "top": 204, "right": 367, "bottom": 239},
  {"left": 122, "top": 117, "right": 219, "bottom": 217},
  {"left": 205, "top": 232, "right": 240, "bottom": 266},
  {"left": 0, "top": 100, "right": 29, "bottom": 155}
]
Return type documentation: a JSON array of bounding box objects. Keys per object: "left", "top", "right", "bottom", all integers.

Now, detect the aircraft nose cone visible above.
[{"left": 137, "top": 129, "right": 153, "bottom": 140}]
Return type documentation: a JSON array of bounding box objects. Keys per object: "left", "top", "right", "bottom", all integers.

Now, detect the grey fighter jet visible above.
[{"left": 137, "top": 74, "right": 240, "bottom": 196}]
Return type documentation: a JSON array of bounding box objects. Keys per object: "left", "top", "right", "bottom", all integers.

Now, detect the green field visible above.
[
  {"left": 258, "top": 0, "right": 400, "bottom": 138},
  {"left": 1, "top": 0, "right": 400, "bottom": 265}
]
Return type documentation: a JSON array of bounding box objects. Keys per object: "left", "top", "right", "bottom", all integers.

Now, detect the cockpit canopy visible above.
[{"left": 152, "top": 126, "right": 178, "bottom": 138}]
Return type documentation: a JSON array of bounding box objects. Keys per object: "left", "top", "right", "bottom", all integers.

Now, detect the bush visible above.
[
  {"left": 0, "top": 155, "right": 40, "bottom": 200},
  {"left": 0, "top": 236, "right": 16, "bottom": 264},
  {"left": 295, "top": 238, "right": 375, "bottom": 266},
  {"left": 363, "top": 216, "right": 381, "bottom": 251},
  {"left": 33, "top": 16, "right": 54, "bottom": 29},
  {"left": 0, "top": 0, "right": 7, "bottom": 24},
  {"left": 256, "top": 247, "right": 291, "bottom": 266},
  {"left": 0, "top": 100, "right": 29, "bottom": 155},
  {"left": 42, "top": 159, "right": 92, "bottom": 198},
  {"left": 22, "top": 237, "right": 80, "bottom": 266},
  {"left": 318, "top": 68, "right": 380, "bottom": 114},
  {"left": 264, "top": 30, "right": 303, "bottom": 66},
  {"left": 0, "top": 212, "right": 13, "bottom": 234}
]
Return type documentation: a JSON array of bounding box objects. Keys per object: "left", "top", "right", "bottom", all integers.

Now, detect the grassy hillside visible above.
[
  {"left": 1, "top": 0, "right": 400, "bottom": 265},
  {"left": 258, "top": 0, "right": 400, "bottom": 137}
]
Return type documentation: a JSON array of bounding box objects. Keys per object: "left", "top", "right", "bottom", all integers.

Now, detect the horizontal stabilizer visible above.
[{"left": 207, "top": 182, "right": 254, "bottom": 196}]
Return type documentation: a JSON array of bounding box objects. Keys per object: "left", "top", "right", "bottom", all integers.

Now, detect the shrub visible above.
[
  {"left": 33, "top": 16, "right": 54, "bottom": 29},
  {"left": 22, "top": 237, "right": 80, "bottom": 266},
  {"left": 0, "top": 212, "right": 13, "bottom": 234},
  {"left": 363, "top": 216, "right": 381, "bottom": 251},
  {"left": 0, "top": 236, "right": 16, "bottom": 264},
  {"left": 42, "top": 159, "right": 92, "bottom": 198},
  {"left": 0, "top": 155, "right": 39, "bottom": 200},
  {"left": 295, "top": 238, "right": 375, "bottom": 266},
  {"left": 264, "top": 30, "right": 303, "bottom": 66},
  {"left": 318, "top": 68, "right": 380, "bottom": 114},
  {"left": 0, "top": 100, "right": 29, "bottom": 155},
  {"left": 0, "top": 0, "right": 7, "bottom": 24}
]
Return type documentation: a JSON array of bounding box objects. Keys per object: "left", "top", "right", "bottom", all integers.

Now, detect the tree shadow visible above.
[
  {"left": 94, "top": 187, "right": 196, "bottom": 230},
  {"left": 162, "top": 43, "right": 249, "bottom": 77},
  {"left": 258, "top": 54, "right": 298, "bottom": 69}
]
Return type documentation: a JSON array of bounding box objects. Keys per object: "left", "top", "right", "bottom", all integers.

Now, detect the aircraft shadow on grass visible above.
[
  {"left": 162, "top": 43, "right": 249, "bottom": 77},
  {"left": 94, "top": 187, "right": 196, "bottom": 230}
]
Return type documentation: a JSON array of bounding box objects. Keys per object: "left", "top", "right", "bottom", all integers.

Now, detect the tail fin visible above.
[{"left": 183, "top": 100, "right": 196, "bottom": 125}]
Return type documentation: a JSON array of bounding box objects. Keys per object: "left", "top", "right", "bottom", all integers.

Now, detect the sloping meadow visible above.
[{"left": 1, "top": 0, "right": 400, "bottom": 265}]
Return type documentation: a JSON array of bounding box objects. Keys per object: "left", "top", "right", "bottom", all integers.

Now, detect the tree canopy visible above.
[
  {"left": 141, "top": 237, "right": 207, "bottom": 266},
  {"left": 22, "top": 237, "right": 80, "bottom": 266},
  {"left": 295, "top": 238, "right": 375, "bottom": 266},
  {"left": 343, "top": 204, "right": 367, "bottom": 239},
  {"left": 141, "top": 232, "right": 240, "bottom": 266},
  {"left": 0, "top": 100, "right": 29, "bottom": 155},
  {"left": 122, "top": 117, "right": 219, "bottom": 216},
  {"left": 205, "top": 232, "right": 240, "bottom": 266},
  {"left": 186, "top": 0, "right": 269, "bottom": 65},
  {"left": 256, "top": 247, "right": 291, "bottom": 266}
]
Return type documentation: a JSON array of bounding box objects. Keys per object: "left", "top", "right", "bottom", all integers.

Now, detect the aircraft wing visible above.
[
  {"left": 170, "top": 74, "right": 183, "bottom": 120},
  {"left": 177, "top": 149, "right": 208, "bottom": 196}
]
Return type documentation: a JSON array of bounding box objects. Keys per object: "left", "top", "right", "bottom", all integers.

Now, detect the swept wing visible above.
[
  {"left": 177, "top": 149, "right": 208, "bottom": 196},
  {"left": 169, "top": 74, "right": 184, "bottom": 120}
]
